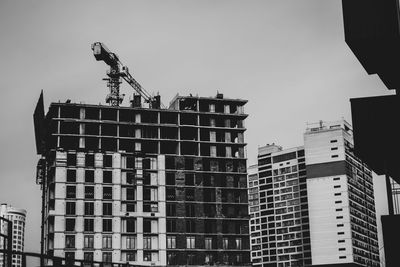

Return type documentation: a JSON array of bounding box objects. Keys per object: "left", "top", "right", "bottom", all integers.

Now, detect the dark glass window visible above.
[
  {"left": 84, "top": 219, "right": 94, "bottom": 232},
  {"left": 103, "top": 187, "right": 113, "bottom": 199},
  {"left": 84, "top": 202, "right": 94, "bottom": 215},
  {"left": 66, "top": 186, "right": 76, "bottom": 199},
  {"left": 85, "top": 154, "right": 95, "bottom": 167},
  {"left": 67, "top": 169, "right": 76, "bottom": 183},
  {"left": 65, "top": 236, "right": 75, "bottom": 248},
  {"left": 103, "top": 203, "right": 112, "bottom": 216},
  {"left": 85, "top": 186, "right": 94, "bottom": 199},
  {"left": 103, "top": 155, "right": 113, "bottom": 168},
  {"left": 143, "top": 219, "right": 151, "bottom": 233},
  {"left": 65, "top": 218, "right": 75, "bottom": 231},
  {"left": 85, "top": 170, "right": 94, "bottom": 183},
  {"left": 84, "top": 252, "right": 93, "bottom": 263},
  {"left": 66, "top": 202, "right": 76, "bottom": 215},
  {"left": 103, "top": 171, "right": 112, "bottom": 183},
  {"left": 103, "top": 219, "right": 112, "bottom": 232},
  {"left": 67, "top": 153, "right": 77, "bottom": 166},
  {"left": 127, "top": 188, "right": 135, "bottom": 200},
  {"left": 126, "top": 219, "right": 135, "bottom": 233}
]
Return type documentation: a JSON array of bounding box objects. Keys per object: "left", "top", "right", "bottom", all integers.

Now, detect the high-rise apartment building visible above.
[
  {"left": 0, "top": 204, "right": 27, "bottom": 267},
  {"left": 34, "top": 93, "right": 250, "bottom": 266},
  {"left": 248, "top": 120, "right": 380, "bottom": 267},
  {"left": 249, "top": 145, "right": 311, "bottom": 267}
]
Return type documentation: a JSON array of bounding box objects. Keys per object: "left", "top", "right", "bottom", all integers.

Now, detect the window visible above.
[
  {"left": 127, "top": 188, "right": 135, "bottom": 200},
  {"left": 65, "top": 218, "right": 75, "bottom": 231},
  {"left": 126, "top": 236, "right": 136, "bottom": 249},
  {"left": 167, "top": 253, "right": 176, "bottom": 265},
  {"left": 67, "top": 170, "right": 76, "bottom": 182},
  {"left": 66, "top": 202, "right": 76, "bottom": 215},
  {"left": 335, "top": 200, "right": 342, "bottom": 204},
  {"left": 332, "top": 155, "right": 339, "bottom": 158},
  {"left": 186, "top": 204, "right": 195, "bottom": 217},
  {"left": 333, "top": 177, "right": 340, "bottom": 181},
  {"left": 97, "top": 201, "right": 110, "bottom": 216},
  {"left": 84, "top": 235, "right": 94, "bottom": 248},
  {"left": 167, "top": 220, "right": 176, "bottom": 232},
  {"left": 126, "top": 203, "right": 135, "bottom": 212},
  {"left": 186, "top": 236, "right": 195, "bottom": 249},
  {"left": 103, "top": 155, "right": 113, "bottom": 168},
  {"left": 67, "top": 153, "right": 76, "bottom": 166},
  {"left": 126, "top": 219, "right": 136, "bottom": 233},
  {"left": 103, "top": 219, "right": 112, "bottom": 232},
  {"left": 334, "top": 185, "right": 341, "bottom": 189},
  {"left": 210, "top": 146, "right": 217, "bottom": 157},
  {"left": 103, "top": 235, "right": 112, "bottom": 249},
  {"left": 331, "top": 147, "right": 338, "bottom": 151},
  {"left": 143, "top": 251, "right": 152, "bottom": 261},
  {"left": 84, "top": 202, "right": 94, "bottom": 215},
  {"left": 167, "top": 236, "right": 176, "bottom": 249},
  {"left": 235, "top": 238, "right": 242, "bottom": 249},
  {"left": 83, "top": 252, "right": 93, "bottom": 262},
  {"left": 65, "top": 235, "right": 75, "bottom": 248},
  {"left": 334, "top": 193, "right": 341, "bottom": 196},
  {"left": 103, "top": 170, "right": 112, "bottom": 183},
  {"left": 127, "top": 252, "right": 136, "bottom": 261},
  {"left": 103, "top": 187, "right": 112, "bottom": 199},
  {"left": 187, "top": 253, "right": 195, "bottom": 265},
  {"left": 223, "top": 238, "right": 229, "bottom": 249},
  {"left": 85, "top": 186, "right": 94, "bottom": 199},
  {"left": 66, "top": 186, "right": 76, "bottom": 199},
  {"left": 186, "top": 220, "right": 195, "bottom": 233},
  {"left": 85, "top": 154, "right": 94, "bottom": 167},
  {"left": 236, "top": 254, "right": 243, "bottom": 263},
  {"left": 330, "top": 140, "right": 338, "bottom": 143},
  {"left": 336, "top": 208, "right": 343, "bottom": 212},
  {"left": 65, "top": 252, "right": 75, "bottom": 263},
  {"left": 84, "top": 219, "right": 94, "bottom": 232},
  {"left": 166, "top": 204, "right": 176, "bottom": 216},
  {"left": 209, "top": 104, "right": 215, "bottom": 112},
  {"left": 102, "top": 252, "right": 112, "bottom": 263},
  {"left": 205, "top": 237, "right": 212, "bottom": 249},
  {"left": 85, "top": 170, "right": 94, "bottom": 183},
  {"left": 143, "top": 219, "right": 152, "bottom": 233},
  {"left": 143, "top": 236, "right": 152, "bottom": 249}
]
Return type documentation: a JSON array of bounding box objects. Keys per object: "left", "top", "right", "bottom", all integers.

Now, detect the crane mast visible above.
[{"left": 91, "top": 42, "right": 163, "bottom": 108}]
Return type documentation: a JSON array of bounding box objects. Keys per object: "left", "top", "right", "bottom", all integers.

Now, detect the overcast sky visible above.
[{"left": 0, "top": 0, "right": 393, "bottom": 254}]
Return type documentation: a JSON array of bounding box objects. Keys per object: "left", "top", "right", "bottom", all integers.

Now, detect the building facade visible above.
[
  {"left": 248, "top": 145, "right": 311, "bottom": 267},
  {"left": 0, "top": 204, "right": 27, "bottom": 267},
  {"left": 249, "top": 120, "right": 380, "bottom": 267},
  {"left": 34, "top": 93, "right": 250, "bottom": 266}
]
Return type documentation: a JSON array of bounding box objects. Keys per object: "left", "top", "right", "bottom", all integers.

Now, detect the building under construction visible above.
[{"left": 34, "top": 86, "right": 250, "bottom": 266}]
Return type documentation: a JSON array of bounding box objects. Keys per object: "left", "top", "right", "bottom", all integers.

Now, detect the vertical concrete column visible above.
[{"left": 158, "top": 155, "right": 167, "bottom": 266}]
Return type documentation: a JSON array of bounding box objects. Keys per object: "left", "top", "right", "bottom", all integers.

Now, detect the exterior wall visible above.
[{"left": 307, "top": 174, "right": 353, "bottom": 264}]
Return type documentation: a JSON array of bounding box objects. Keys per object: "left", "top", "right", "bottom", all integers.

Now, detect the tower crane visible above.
[{"left": 91, "top": 42, "right": 163, "bottom": 108}]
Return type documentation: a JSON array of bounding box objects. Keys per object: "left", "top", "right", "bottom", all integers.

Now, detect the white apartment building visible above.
[
  {"left": 249, "top": 120, "right": 380, "bottom": 267},
  {"left": 0, "top": 204, "right": 27, "bottom": 267}
]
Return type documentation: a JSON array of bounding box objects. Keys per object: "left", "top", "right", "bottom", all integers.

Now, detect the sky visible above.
[{"left": 0, "top": 0, "right": 393, "bottom": 255}]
